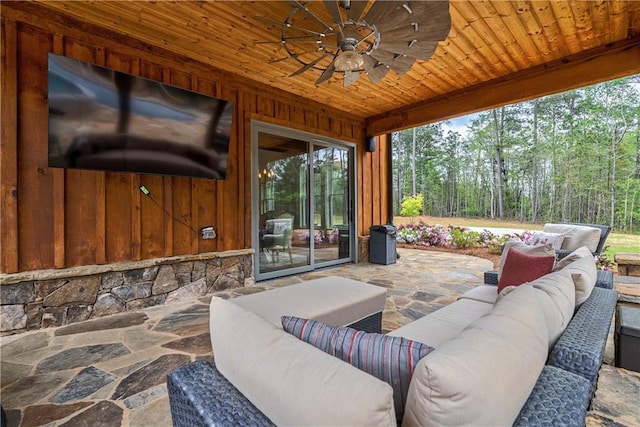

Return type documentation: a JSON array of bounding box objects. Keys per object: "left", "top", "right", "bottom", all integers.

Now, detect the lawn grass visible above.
[{"left": 393, "top": 215, "right": 640, "bottom": 261}]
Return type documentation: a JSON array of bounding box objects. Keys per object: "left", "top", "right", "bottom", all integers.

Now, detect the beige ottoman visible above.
[{"left": 231, "top": 276, "right": 387, "bottom": 332}]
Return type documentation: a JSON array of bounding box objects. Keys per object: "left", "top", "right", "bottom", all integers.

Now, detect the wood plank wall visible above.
[{"left": 0, "top": 6, "right": 390, "bottom": 274}]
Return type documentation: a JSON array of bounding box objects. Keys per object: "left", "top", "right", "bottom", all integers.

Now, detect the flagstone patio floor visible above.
[{"left": 1, "top": 248, "right": 639, "bottom": 426}]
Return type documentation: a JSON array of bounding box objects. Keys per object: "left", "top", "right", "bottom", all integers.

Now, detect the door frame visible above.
[{"left": 251, "top": 120, "right": 358, "bottom": 281}]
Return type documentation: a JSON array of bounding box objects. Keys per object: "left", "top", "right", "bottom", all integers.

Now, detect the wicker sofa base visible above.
[
  {"left": 514, "top": 365, "right": 591, "bottom": 427},
  {"left": 167, "top": 274, "right": 616, "bottom": 426},
  {"left": 346, "top": 311, "right": 382, "bottom": 333},
  {"left": 484, "top": 269, "right": 614, "bottom": 289},
  {"left": 167, "top": 360, "right": 275, "bottom": 427}
]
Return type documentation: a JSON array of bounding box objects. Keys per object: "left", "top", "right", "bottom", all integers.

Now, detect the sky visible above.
[{"left": 441, "top": 112, "right": 479, "bottom": 139}]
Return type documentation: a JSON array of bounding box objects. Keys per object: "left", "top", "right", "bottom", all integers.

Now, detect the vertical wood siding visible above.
[{"left": 0, "top": 13, "right": 390, "bottom": 274}]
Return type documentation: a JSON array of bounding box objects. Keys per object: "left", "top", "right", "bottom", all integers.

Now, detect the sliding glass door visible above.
[
  {"left": 252, "top": 122, "right": 356, "bottom": 281},
  {"left": 312, "top": 145, "right": 352, "bottom": 265}
]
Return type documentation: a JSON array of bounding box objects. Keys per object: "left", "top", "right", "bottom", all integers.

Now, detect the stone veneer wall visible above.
[
  {"left": 358, "top": 236, "right": 370, "bottom": 264},
  {"left": 0, "top": 250, "right": 253, "bottom": 335}
]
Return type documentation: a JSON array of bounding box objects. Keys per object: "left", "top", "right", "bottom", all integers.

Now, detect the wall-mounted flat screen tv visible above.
[{"left": 48, "top": 53, "right": 234, "bottom": 179}]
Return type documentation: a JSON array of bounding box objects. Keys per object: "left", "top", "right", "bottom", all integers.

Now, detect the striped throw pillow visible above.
[{"left": 281, "top": 316, "right": 434, "bottom": 423}]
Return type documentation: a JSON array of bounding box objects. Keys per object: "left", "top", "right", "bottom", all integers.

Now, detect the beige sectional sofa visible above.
[{"left": 168, "top": 245, "right": 617, "bottom": 426}]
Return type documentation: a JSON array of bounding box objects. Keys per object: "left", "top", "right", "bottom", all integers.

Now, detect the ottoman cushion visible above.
[{"left": 232, "top": 276, "right": 387, "bottom": 328}]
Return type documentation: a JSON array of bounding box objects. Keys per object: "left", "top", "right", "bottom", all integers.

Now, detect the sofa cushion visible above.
[
  {"left": 498, "top": 248, "right": 555, "bottom": 293},
  {"left": 388, "top": 298, "right": 493, "bottom": 348},
  {"left": 498, "top": 239, "right": 556, "bottom": 278},
  {"left": 209, "top": 297, "right": 396, "bottom": 426},
  {"left": 553, "top": 246, "right": 598, "bottom": 306},
  {"left": 543, "top": 223, "right": 601, "bottom": 252},
  {"left": 529, "top": 270, "right": 576, "bottom": 349},
  {"left": 281, "top": 316, "right": 433, "bottom": 423},
  {"left": 402, "top": 284, "right": 549, "bottom": 427},
  {"left": 457, "top": 284, "right": 499, "bottom": 304}
]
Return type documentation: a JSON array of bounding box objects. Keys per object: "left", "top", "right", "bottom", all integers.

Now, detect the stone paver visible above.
[
  {"left": 111, "top": 354, "right": 191, "bottom": 400},
  {"left": 0, "top": 248, "right": 638, "bottom": 426},
  {"left": 50, "top": 367, "right": 116, "bottom": 404},
  {"left": 35, "top": 344, "right": 131, "bottom": 374}
]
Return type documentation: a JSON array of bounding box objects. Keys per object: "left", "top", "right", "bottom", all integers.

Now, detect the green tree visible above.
[
  {"left": 392, "top": 74, "right": 640, "bottom": 233},
  {"left": 400, "top": 194, "right": 424, "bottom": 218}
]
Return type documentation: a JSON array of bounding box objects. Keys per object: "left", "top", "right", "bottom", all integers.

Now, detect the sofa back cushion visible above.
[
  {"left": 529, "top": 231, "right": 566, "bottom": 250},
  {"left": 529, "top": 269, "right": 576, "bottom": 349},
  {"left": 543, "top": 223, "right": 601, "bottom": 252},
  {"left": 553, "top": 246, "right": 598, "bottom": 306},
  {"left": 281, "top": 316, "right": 433, "bottom": 423},
  {"left": 402, "top": 284, "right": 548, "bottom": 427},
  {"left": 209, "top": 297, "right": 396, "bottom": 426}
]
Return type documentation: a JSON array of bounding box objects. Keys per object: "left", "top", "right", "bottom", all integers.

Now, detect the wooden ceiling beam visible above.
[{"left": 365, "top": 36, "right": 640, "bottom": 136}]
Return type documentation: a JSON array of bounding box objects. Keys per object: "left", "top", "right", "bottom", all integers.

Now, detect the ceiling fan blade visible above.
[
  {"left": 361, "top": 55, "right": 389, "bottom": 84},
  {"left": 269, "top": 50, "right": 316, "bottom": 64},
  {"left": 376, "top": 40, "right": 438, "bottom": 61},
  {"left": 253, "top": 16, "right": 328, "bottom": 36},
  {"left": 322, "top": 1, "right": 345, "bottom": 40},
  {"left": 360, "top": 1, "right": 405, "bottom": 28},
  {"left": 368, "top": 49, "right": 395, "bottom": 64},
  {"left": 366, "top": 1, "right": 451, "bottom": 40},
  {"left": 315, "top": 52, "right": 339, "bottom": 84},
  {"left": 345, "top": 0, "right": 369, "bottom": 22},
  {"left": 323, "top": 1, "right": 344, "bottom": 25},
  {"left": 369, "top": 50, "right": 415, "bottom": 74},
  {"left": 289, "top": 1, "right": 333, "bottom": 31},
  {"left": 290, "top": 53, "right": 329, "bottom": 77},
  {"left": 381, "top": 19, "right": 451, "bottom": 43},
  {"left": 343, "top": 70, "right": 360, "bottom": 87},
  {"left": 254, "top": 33, "right": 326, "bottom": 45},
  {"left": 388, "top": 56, "right": 415, "bottom": 75}
]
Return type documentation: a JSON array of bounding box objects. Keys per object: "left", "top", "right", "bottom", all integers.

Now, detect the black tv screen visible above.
[{"left": 47, "top": 53, "right": 233, "bottom": 179}]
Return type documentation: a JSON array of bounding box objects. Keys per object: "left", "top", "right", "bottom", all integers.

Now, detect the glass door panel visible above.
[
  {"left": 313, "top": 145, "right": 351, "bottom": 264},
  {"left": 257, "top": 133, "right": 310, "bottom": 275},
  {"left": 253, "top": 122, "right": 355, "bottom": 281}
]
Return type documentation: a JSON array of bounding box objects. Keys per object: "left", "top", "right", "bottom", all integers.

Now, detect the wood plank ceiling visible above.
[{"left": 31, "top": 1, "right": 640, "bottom": 133}]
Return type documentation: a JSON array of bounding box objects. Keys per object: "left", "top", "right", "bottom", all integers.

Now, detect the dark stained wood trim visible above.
[
  {"left": 130, "top": 57, "right": 142, "bottom": 261},
  {"left": 1, "top": 18, "right": 19, "bottom": 273},
  {"left": 190, "top": 75, "right": 200, "bottom": 254},
  {"left": 366, "top": 37, "right": 640, "bottom": 135},
  {"left": 51, "top": 34, "right": 66, "bottom": 268},
  {"left": 95, "top": 45, "right": 107, "bottom": 264},
  {"left": 163, "top": 176, "right": 173, "bottom": 257},
  {"left": 378, "top": 134, "right": 390, "bottom": 225},
  {"left": 131, "top": 175, "right": 142, "bottom": 261}
]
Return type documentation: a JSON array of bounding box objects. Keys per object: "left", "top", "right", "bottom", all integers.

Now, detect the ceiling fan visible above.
[{"left": 254, "top": 1, "right": 451, "bottom": 87}]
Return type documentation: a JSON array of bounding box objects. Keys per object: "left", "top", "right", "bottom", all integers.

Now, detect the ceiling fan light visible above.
[{"left": 334, "top": 50, "right": 364, "bottom": 72}]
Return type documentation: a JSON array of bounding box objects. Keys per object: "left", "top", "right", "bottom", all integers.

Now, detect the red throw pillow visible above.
[{"left": 497, "top": 248, "right": 556, "bottom": 293}]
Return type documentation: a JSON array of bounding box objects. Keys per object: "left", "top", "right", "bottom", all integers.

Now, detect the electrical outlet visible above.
[{"left": 201, "top": 226, "right": 216, "bottom": 239}]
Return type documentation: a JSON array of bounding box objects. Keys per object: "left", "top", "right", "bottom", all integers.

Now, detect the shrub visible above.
[
  {"left": 484, "top": 234, "right": 511, "bottom": 254},
  {"left": 400, "top": 195, "right": 423, "bottom": 218},
  {"left": 596, "top": 246, "right": 614, "bottom": 270},
  {"left": 396, "top": 221, "right": 452, "bottom": 247},
  {"left": 450, "top": 228, "right": 481, "bottom": 249},
  {"left": 397, "top": 222, "right": 512, "bottom": 253}
]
